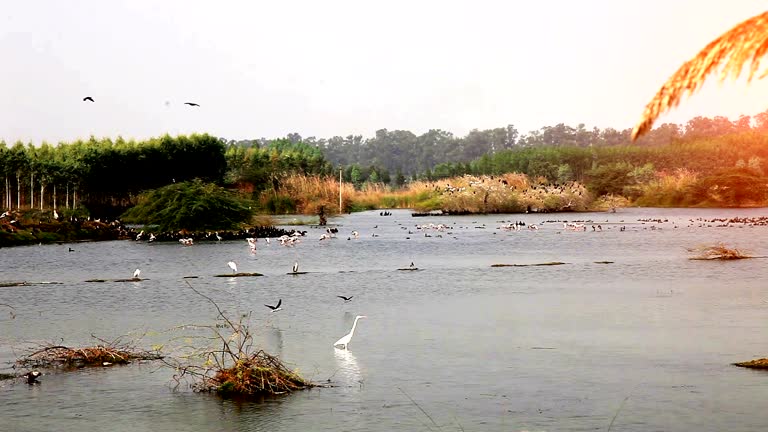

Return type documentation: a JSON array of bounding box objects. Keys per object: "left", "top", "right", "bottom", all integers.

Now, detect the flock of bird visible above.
[{"left": 82, "top": 97, "right": 200, "bottom": 107}]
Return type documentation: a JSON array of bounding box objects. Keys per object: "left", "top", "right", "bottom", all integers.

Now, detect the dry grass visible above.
[
  {"left": 261, "top": 173, "right": 592, "bottom": 215},
  {"left": 16, "top": 336, "right": 162, "bottom": 369},
  {"left": 165, "top": 282, "right": 313, "bottom": 398},
  {"left": 633, "top": 11, "right": 768, "bottom": 140},
  {"left": 687, "top": 242, "right": 752, "bottom": 260},
  {"left": 202, "top": 351, "right": 310, "bottom": 396},
  {"left": 733, "top": 358, "right": 768, "bottom": 369}
]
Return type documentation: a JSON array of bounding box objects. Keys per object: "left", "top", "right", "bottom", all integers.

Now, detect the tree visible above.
[{"left": 121, "top": 180, "right": 254, "bottom": 231}]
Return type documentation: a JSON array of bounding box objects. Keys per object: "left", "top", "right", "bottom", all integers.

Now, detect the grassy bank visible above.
[{"left": 259, "top": 173, "right": 593, "bottom": 215}]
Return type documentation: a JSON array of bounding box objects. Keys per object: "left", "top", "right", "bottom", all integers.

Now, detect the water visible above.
[{"left": 1, "top": 208, "right": 768, "bottom": 432}]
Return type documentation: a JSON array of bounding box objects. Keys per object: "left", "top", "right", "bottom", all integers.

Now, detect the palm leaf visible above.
[{"left": 633, "top": 11, "right": 768, "bottom": 141}]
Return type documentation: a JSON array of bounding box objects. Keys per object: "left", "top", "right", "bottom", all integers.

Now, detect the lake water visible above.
[{"left": 1, "top": 208, "right": 768, "bottom": 432}]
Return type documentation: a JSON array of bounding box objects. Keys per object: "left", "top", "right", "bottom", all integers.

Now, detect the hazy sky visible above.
[{"left": 2, "top": 1, "right": 768, "bottom": 144}]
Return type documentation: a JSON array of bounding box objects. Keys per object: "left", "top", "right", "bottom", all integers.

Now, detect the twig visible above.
[
  {"left": 607, "top": 395, "right": 629, "bottom": 432},
  {"left": 398, "top": 387, "right": 442, "bottom": 431}
]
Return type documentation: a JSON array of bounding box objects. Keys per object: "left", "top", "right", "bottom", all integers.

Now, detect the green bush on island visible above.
[{"left": 121, "top": 179, "right": 254, "bottom": 231}]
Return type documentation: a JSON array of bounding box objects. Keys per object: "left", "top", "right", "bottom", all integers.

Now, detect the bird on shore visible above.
[
  {"left": 337, "top": 295, "right": 353, "bottom": 302},
  {"left": 184, "top": 102, "right": 200, "bottom": 107},
  {"left": 292, "top": 261, "right": 299, "bottom": 273},
  {"left": 133, "top": 269, "right": 141, "bottom": 279},
  {"left": 227, "top": 261, "right": 237, "bottom": 274},
  {"left": 23, "top": 370, "right": 41, "bottom": 384},
  {"left": 334, "top": 315, "right": 366, "bottom": 350},
  {"left": 83, "top": 96, "right": 94, "bottom": 102},
  {"left": 265, "top": 299, "right": 282, "bottom": 312}
]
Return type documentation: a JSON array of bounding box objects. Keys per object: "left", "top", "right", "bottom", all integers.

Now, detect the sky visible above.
[{"left": 2, "top": 0, "right": 768, "bottom": 144}]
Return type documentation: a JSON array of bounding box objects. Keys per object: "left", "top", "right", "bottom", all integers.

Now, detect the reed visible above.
[
  {"left": 687, "top": 242, "right": 752, "bottom": 260},
  {"left": 633, "top": 11, "right": 768, "bottom": 140}
]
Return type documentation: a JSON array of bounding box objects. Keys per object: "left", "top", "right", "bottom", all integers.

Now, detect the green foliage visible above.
[
  {"left": 264, "top": 195, "right": 297, "bottom": 214},
  {"left": 121, "top": 180, "right": 254, "bottom": 231},
  {"left": 585, "top": 162, "right": 634, "bottom": 196}
]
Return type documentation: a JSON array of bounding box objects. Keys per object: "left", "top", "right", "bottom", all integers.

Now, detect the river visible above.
[{"left": 1, "top": 208, "right": 767, "bottom": 431}]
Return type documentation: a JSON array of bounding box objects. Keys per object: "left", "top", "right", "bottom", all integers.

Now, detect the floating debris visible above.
[
  {"left": 733, "top": 358, "right": 768, "bottom": 369},
  {"left": 397, "top": 268, "right": 420, "bottom": 271},
  {"left": 593, "top": 261, "right": 614, "bottom": 264},
  {"left": 17, "top": 341, "right": 162, "bottom": 370},
  {"left": 213, "top": 272, "right": 263, "bottom": 278},
  {"left": 491, "top": 262, "right": 567, "bottom": 267},
  {"left": 687, "top": 243, "right": 754, "bottom": 260}
]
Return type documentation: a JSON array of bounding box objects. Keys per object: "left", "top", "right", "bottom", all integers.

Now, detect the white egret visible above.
[
  {"left": 133, "top": 269, "right": 141, "bottom": 279},
  {"left": 292, "top": 261, "right": 299, "bottom": 273},
  {"left": 215, "top": 232, "right": 222, "bottom": 242},
  {"left": 227, "top": 261, "right": 237, "bottom": 274},
  {"left": 334, "top": 315, "right": 367, "bottom": 350},
  {"left": 265, "top": 299, "right": 282, "bottom": 312}
]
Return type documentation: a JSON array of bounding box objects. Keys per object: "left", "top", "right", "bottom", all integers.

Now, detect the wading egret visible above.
[
  {"left": 227, "top": 261, "right": 237, "bottom": 274},
  {"left": 292, "top": 261, "right": 299, "bottom": 273},
  {"left": 133, "top": 269, "right": 141, "bottom": 279},
  {"left": 334, "top": 315, "right": 366, "bottom": 350}
]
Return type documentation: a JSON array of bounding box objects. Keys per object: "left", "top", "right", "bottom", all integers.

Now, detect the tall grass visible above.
[
  {"left": 260, "top": 173, "right": 593, "bottom": 215},
  {"left": 633, "top": 169, "right": 699, "bottom": 207}
]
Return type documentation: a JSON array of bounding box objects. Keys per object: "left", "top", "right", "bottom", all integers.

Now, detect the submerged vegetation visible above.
[{"left": 165, "top": 284, "right": 313, "bottom": 398}]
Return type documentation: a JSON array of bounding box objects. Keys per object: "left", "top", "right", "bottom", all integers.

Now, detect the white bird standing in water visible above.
[
  {"left": 133, "top": 269, "right": 141, "bottom": 279},
  {"left": 334, "top": 315, "right": 367, "bottom": 350},
  {"left": 292, "top": 261, "right": 299, "bottom": 273},
  {"left": 227, "top": 261, "right": 237, "bottom": 274}
]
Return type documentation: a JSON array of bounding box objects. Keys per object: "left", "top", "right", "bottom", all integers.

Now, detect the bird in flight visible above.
[
  {"left": 184, "top": 102, "right": 200, "bottom": 107},
  {"left": 337, "top": 295, "right": 353, "bottom": 302},
  {"left": 265, "top": 299, "right": 282, "bottom": 312},
  {"left": 83, "top": 97, "right": 94, "bottom": 102}
]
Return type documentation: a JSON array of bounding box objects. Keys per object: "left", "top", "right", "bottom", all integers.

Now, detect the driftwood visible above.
[
  {"left": 491, "top": 262, "right": 567, "bottom": 267},
  {"left": 733, "top": 358, "right": 768, "bottom": 369},
  {"left": 16, "top": 335, "right": 162, "bottom": 370},
  {"left": 213, "top": 272, "right": 263, "bottom": 278}
]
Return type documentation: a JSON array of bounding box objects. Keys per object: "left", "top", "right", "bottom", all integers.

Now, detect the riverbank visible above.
[{"left": 0, "top": 213, "right": 297, "bottom": 248}]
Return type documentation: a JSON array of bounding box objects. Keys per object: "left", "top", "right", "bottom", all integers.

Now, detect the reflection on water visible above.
[
  {"left": 333, "top": 347, "right": 362, "bottom": 388},
  {"left": 1, "top": 208, "right": 768, "bottom": 431}
]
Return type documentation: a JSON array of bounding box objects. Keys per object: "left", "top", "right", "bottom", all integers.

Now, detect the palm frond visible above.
[{"left": 633, "top": 11, "right": 768, "bottom": 141}]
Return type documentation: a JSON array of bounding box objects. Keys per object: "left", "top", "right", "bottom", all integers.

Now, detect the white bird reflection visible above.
[{"left": 333, "top": 346, "right": 362, "bottom": 386}]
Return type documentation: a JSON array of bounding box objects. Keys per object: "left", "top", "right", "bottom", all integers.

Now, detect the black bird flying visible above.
[
  {"left": 83, "top": 97, "right": 94, "bottom": 102},
  {"left": 265, "top": 299, "right": 282, "bottom": 312},
  {"left": 337, "top": 295, "right": 353, "bottom": 302},
  {"left": 184, "top": 102, "right": 200, "bottom": 107}
]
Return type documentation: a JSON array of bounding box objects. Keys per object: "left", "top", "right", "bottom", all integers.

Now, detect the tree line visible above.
[{"left": 0, "top": 134, "right": 226, "bottom": 218}]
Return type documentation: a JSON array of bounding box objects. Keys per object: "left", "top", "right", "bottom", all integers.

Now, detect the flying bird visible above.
[
  {"left": 337, "top": 295, "right": 353, "bottom": 302},
  {"left": 133, "top": 269, "right": 141, "bottom": 279},
  {"left": 184, "top": 102, "right": 200, "bottom": 107},
  {"left": 227, "top": 261, "right": 237, "bottom": 274},
  {"left": 334, "top": 315, "right": 366, "bottom": 350},
  {"left": 265, "top": 299, "right": 282, "bottom": 312},
  {"left": 292, "top": 261, "right": 299, "bottom": 273},
  {"left": 83, "top": 96, "right": 94, "bottom": 102}
]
